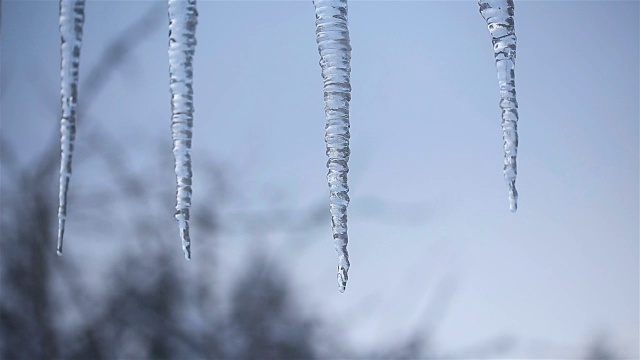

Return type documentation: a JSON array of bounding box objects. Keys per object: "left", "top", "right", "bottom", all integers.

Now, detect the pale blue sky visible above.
[{"left": 1, "top": 1, "right": 638, "bottom": 358}]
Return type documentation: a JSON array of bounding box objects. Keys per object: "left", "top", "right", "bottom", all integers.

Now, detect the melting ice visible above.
[
  {"left": 479, "top": 0, "right": 520, "bottom": 212},
  {"left": 168, "top": 0, "right": 198, "bottom": 259},
  {"left": 314, "top": 0, "right": 352, "bottom": 292},
  {"left": 57, "top": 0, "right": 86, "bottom": 255}
]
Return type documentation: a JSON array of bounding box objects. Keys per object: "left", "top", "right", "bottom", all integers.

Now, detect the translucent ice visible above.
[
  {"left": 479, "top": 0, "right": 520, "bottom": 212},
  {"left": 168, "top": 0, "right": 198, "bottom": 259},
  {"left": 314, "top": 0, "right": 352, "bottom": 292},
  {"left": 57, "top": 0, "right": 86, "bottom": 255}
]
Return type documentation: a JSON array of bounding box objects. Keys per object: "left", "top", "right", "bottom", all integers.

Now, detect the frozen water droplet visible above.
[
  {"left": 479, "top": 0, "right": 520, "bottom": 212},
  {"left": 57, "top": 0, "right": 86, "bottom": 254},
  {"left": 314, "top": 0, "right": 353, "bottom": 292},
  {"left": 168, "top": 0, "right": 198, "bottom": 260}
]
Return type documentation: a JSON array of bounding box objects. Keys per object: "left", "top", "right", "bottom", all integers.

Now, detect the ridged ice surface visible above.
[
  {"left": 168, "top": 0, "right": 198, "bottom": 259},
  {"left": 479, "top": 0, "right": 519, "bottom": 212},
  {"left": 314, "top": 0, "right": 352, "bottom": 292},
  {"left": 57, "top": 0, "right": 86, "bottom": 255}
]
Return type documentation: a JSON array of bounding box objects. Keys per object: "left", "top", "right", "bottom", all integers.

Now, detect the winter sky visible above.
[{"left": 1, "top": 0, "right": 638, "bottom": 358}]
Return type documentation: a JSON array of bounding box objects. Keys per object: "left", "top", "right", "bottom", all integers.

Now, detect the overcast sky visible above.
[{"left": 1, "top": 1, "right": 638, "bottom": 358}]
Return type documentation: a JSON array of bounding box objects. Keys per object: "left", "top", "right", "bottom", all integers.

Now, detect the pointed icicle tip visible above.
[
  {"left": 509, "top": 187, "right": 518, "bottom": 212},
  {"left": 176, "top": 210, "right": 192, "bottom": 261},
  {"left": 337, "top": 264, "right": 348, "bottom": 293},
  {"left": 57, "top": 221, "right": 65, "bottom": 255}
]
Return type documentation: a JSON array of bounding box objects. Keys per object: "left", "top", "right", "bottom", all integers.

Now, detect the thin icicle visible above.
[
  {"left": 57, "top": 0, "right": 86, "bottom": 255},
  {"left": 168, "top": 0, "right": 198, "bottom": 260},
  {"left": 314, "top": 0, "right": 352, "bottom": 292},
  {"left": 479, "top": 0, "right": 519, "bottom": 212}
]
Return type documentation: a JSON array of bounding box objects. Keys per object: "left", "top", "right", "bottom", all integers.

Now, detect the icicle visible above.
[
  {"left": 168, "top": 0, "right": 198, "bottom": 260},
  {"left": 314, "top": 0, "right": 352, "bottom": 292},
  {"left": 57, "top": 0, "right": 86, "bottom": 255},
  {"left": 479, "top": 0, "right": 519, "bottom": 212}
]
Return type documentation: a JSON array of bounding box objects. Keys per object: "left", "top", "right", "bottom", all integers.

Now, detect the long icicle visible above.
[
  {"left": 168, "top": 0, "right": 198, "bottom": 260},
  {"left": 479, "top": 0, "right": 520, "bottom": 212},
  {"left": 314, "top": 0, "right": 352, "bottom": 292},
  {"left": 57, "top": 0, "right": 86, "bottom": 255}
]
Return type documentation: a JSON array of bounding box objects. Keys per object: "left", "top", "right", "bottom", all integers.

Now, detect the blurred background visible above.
[{"left": 1, "top": 1, "right": 638, "bottom": 359}]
